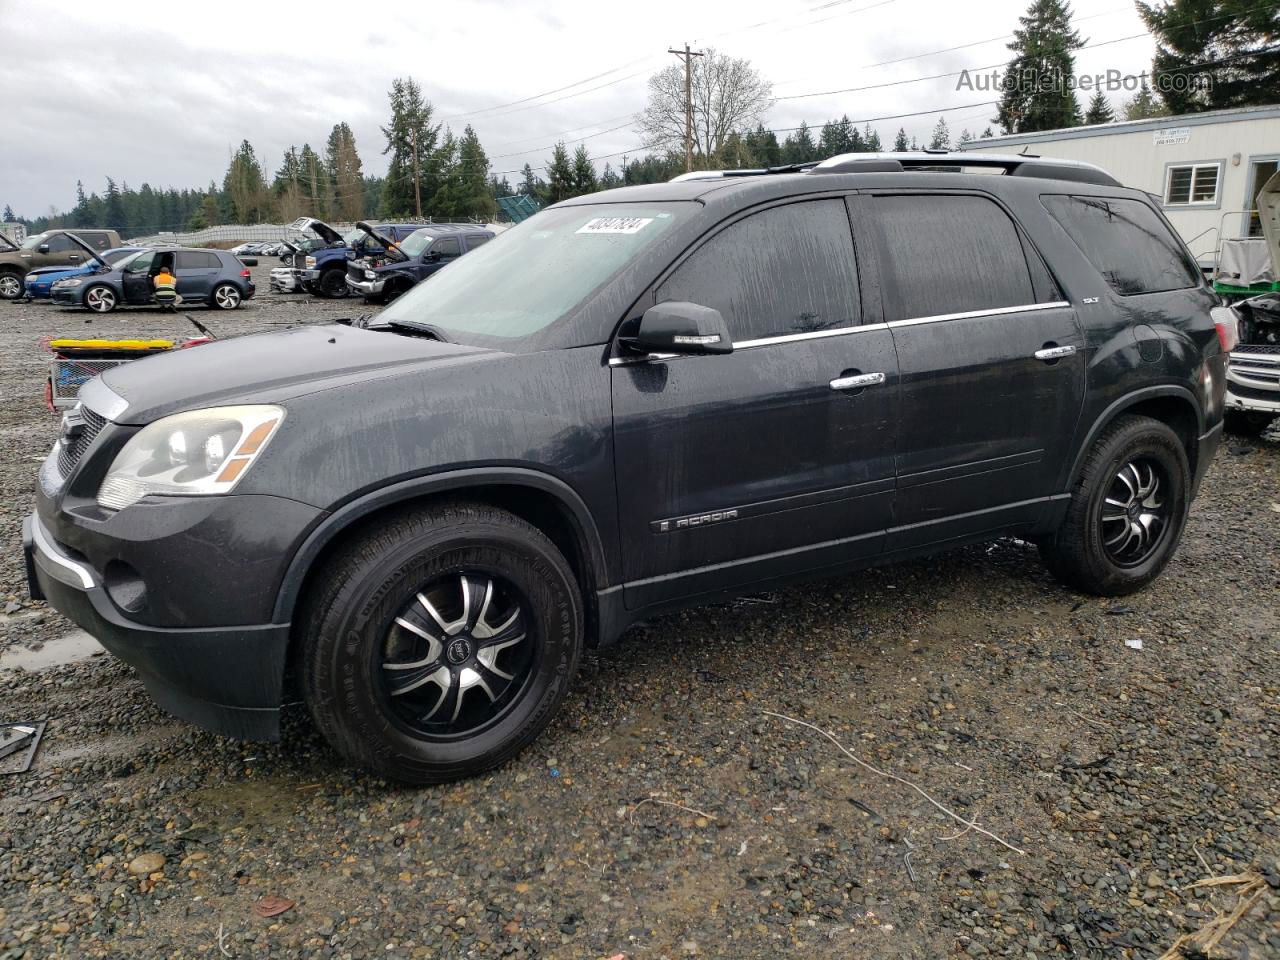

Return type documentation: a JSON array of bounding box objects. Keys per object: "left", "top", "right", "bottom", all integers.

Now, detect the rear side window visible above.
[
  {"left": 432, "top": 237, "right": 461, "bottom": 257},
  {"left": 1041, "top": 195, "right": 1200, "bottom": 295},
  {"left": 866, "top": 195, "right": 1040, "bottom": 322},
  {"left": 465, "top": 235, "right": 490, "bottom": 250},
  {"left": 659, "top": 198, "right": 860, "bottom": 342},
  {"left": 174, "top": 251, "right": 220, "bottom": 269}
]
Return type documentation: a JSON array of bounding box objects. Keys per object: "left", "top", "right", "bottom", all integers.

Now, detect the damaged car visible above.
[
  {"left": 344, "top": 223, "right": 494, "bottom": 304},
  {"left": 298, "top": 219, "right": 429, "bottom": 299}
]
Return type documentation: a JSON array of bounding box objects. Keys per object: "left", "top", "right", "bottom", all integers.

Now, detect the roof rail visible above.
[{"left": 669, "top": 151, "right": 1119, "bottom": 186}]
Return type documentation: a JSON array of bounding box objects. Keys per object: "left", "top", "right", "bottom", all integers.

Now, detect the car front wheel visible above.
[
  {"left": 301, "top": 502, "right": 583, "bottom": 784},
  {"left": 1039, "top": 414, "right": 1190, "bottom": 596},
  {"left": 211, "top": 283, "right": 242, "bottom": 310},
  {"left": 84, "top": 285, "right": 117, "bottom": 313},
  {"left": 317, "top": 269, "right": 348, "bottom": 298},
  {"left": 0, "top": 270, "right": 23, "bottom": 300}
]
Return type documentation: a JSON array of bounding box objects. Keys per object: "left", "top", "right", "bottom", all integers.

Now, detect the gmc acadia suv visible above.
[{"left": 25, "top": 152, "right": 1229, "bottom": 783}]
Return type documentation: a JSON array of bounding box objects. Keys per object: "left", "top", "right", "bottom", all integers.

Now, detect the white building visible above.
[{"left": 959, "top": 104, "right": 1280, "bottom": 267}]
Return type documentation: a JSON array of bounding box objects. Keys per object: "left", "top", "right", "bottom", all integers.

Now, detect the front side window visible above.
[
  {"left": 1164, "top": 162, "right": 1221, "bottom": 206},
  {"left": 1042, "top": 195, "right": 1200, "bottom": 296},
  {"left": 866, "top": 194, "right": 1038, "bottom": 322},
  {"left": 379, "top": 202, "right": 686, "bottom": 340},
  {"left": 120, "top": 251, "right": 155, "bottom": 274},
  {"left": 21, "top": 232, "right": 48, "bottom": 251},
  {"left": 45, "top": 234, "right": 75, "bottom": 253},
  {"left": 658, "top": 199, "right": 860, "bottom": 342}
]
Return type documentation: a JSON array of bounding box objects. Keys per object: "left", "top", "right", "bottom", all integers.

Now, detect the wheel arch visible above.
[
  {"left": 273, "top": 467, "right": 610, "bottom": 635},
  {"left": 1066, "top": 386, "right": 1203, "bottom": 490}
]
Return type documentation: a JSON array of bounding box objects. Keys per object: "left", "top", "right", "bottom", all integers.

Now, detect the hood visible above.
[
  {"left": 1258, "top": 169, "right": 1280, "bottom": 277},
  {"left": 97, "top": 323, "right": 495, "bottom": 424},
  {"left": 28, "top": 263, "right": 94, "bottom": 279},
  {"left": 289, "top": 216, "right": 344, "bottom": 246},
  {"left": 356, "top": 221, "right": 408, "bottom": 261}
]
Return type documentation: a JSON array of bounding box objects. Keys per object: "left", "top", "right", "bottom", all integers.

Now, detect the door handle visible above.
[
  {"left": 830, "top": 372, "right": 886, "bottom": 390},
  {"left": 1034, "top": 345, "right": 1076, "bottom": 361}
]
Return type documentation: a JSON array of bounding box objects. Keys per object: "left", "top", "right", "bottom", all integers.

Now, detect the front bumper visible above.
[
  {"left": 345, "top": 276, "right": 385, "bottom": 297},
  {"left": 301, "top": 268, "right": 321, "bottom": 282},
  {"left": 50, "top": 286, "right": 84, "bottom": 305},
  {"left": 25, "top": 513, "right": 292, "bottom": 740},
  {"left": 269, "top": 268, "right": 303, "bottom": 293},
  {"left": 24, "top": 280, "right": 54, "bottom": 299}
]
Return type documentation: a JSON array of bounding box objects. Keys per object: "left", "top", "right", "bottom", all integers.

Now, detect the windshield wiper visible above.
[{"left": 386, "top": 319, "right": 452, "bottom": 342}]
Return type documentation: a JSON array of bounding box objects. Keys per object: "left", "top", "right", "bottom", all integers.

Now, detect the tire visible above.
[
  {"left": 83, "top": 284, "right": 117, "bottom": 313},
  {"left": 1223, "top": 409, "right": 1275, "bottom": 438},
  {"left": 317, "top": 268, "right": 348, "bottom": 299},
  {"left": 301, "top": 502, "right": 583, "bottom": 784},
  {"left": 210, "top": 283, "right": 242, "bottom": 310},
  {"left": 1039, "top": 414, "right": 1190, "bottom": 596},
  {"left": 0, "top": 269, "right": 23, "bottom": 300}
]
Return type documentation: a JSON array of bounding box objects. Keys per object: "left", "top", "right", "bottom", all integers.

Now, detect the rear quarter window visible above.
[{"left": 1041, "top": 195, "right": 1200, "bottom": 296}]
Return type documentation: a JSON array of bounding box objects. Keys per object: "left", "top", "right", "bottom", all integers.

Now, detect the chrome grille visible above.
[
  {"left": 56, "top": 406, "right": 108, "bottom": 477},
  {"left": 1233, "top": 344, "right": 1280, "bottom": 355}
]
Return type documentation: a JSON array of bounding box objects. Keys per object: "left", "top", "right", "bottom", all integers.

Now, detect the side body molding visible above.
[{"left": 271, "top": 467, "right": 610, "bottom": 624}]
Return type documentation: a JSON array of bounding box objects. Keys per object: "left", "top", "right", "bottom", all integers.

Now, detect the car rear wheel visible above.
[
  {"left": 1039, "top": 414, "right": 1189, "bottom": 596},
  {"left": 84, "top": 285, "right": 117, "bottom": 313},
  {"left": 1223, "top": 409, "right": 1275, "bottom": 437},
  {"left": 317, "top": 268, "right": 348, "bottom": 298},
  {"left": 211, "top": 283, "right": 242, "bottom": 310},
  {"left": 0, "top": 270, "right": 23, "bottom": 300},
  {"left": 301, "top": 502, "right": 583, "bottom": 784}
]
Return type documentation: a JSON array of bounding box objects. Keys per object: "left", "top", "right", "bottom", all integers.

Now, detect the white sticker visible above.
[{"left": 577, "top": 216, "right": 654, "bottom": 235}]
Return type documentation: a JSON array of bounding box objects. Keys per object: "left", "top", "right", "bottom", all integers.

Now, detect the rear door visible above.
[
  {"left": 611, "top": 196, "right": 899, "bottom": 608},
  {"left": 174, "top": 251, "right": 220, "bottom": 299},
  {"left": 854, "top": 192, "right": 1085, "bottom": 549}
]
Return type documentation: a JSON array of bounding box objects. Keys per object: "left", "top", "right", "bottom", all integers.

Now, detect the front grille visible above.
[
  {"left": 291, "top": 253, "right": 307, "bottom": 269},
  {"left": 57, "top": 406, "right": 108, "bottom": 477},
  {"left": 1234, "top": 344, "right": 1280, "bottom": 355},
  {"left": 50, "top": 358, "right": 128, "bottom": 403},
  {"left": 347, "top": 263, "right": 366, "bottom": 283}
]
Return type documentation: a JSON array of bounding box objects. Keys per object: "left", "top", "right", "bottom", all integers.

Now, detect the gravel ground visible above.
[{"left": 1, "top": 264, "right": 1278, "bottom": 959}]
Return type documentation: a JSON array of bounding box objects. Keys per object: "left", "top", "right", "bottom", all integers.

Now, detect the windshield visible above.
[
  {"left": 380, "top": 204, "right": 685, "bottom": 339},
  {"left": 398, "top": 231, "right": 433, "bottom": 258},
  {"left": 21, "top": 232, "right": 48, "bottom": 250}
]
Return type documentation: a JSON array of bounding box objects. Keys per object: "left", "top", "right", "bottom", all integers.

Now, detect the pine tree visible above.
[
  {"left": 103, "top": 178, "right": 127, "bottom": 233},
  {"left": 326, "top": 122, "right": 365, "bottom": 222},
  {"left": 744, "top": 125, "right": 781, "bottom": 167},
  {"left": 893, "top": 128, "right": 910, "bottom": 152},
  {"left": 519, "top": 164, "right": 542, "bottom": 197},
  {"left": 928, "top": 117, "right": 952, "bottom": 150},
  {"left": 958, "top": 128, "right": 975, "bottom": 146},
  {"left": 273, "top": 147, "right": 307, "bottom": 221},
  {"left": 863, "top": 124, "right": 883, "bottom": 152},
  {"left": 299, "top": 145, "right": 331, "bottom": 219},
  {"left": 380, "top": 77, "right": 440, "bottom": 218},
  {"left": 1083, "top": 89, "right": 1115, "bottom": 124},
  {"left": 1, "top": 204, "right": 13, "bottom": 222},
  {"left": 996, "top": 0, "right": 1085, "bottom": 133},
  {"left": 454, "top": 125, "right": 497, "bottom": 219},
  {"left": 222, "top": 140, "right": 272, "bottom": 224},
  {"left": 544, "top": 143, "right": 576, "bottom": 204},
  {"left": 981, "top": 127, "right": 995, "bottom": 138},
  {"left": 782, "top": 122, "right": 817, "bottom": 164},
  {"left": 72, "top": 182, "right": 93, "bottom": 228},
  {"left": 1123, "top": 79, "right": 1169, "bottom": 119},
  {"left": 599, "top": 163, "right": 624, "bottom": 190},
  {"left": 571, "top": 145, "right": 598, "bottom": 196},
  {"left": 1139, "top": 0, "right": 1279, "bottom": 113}
]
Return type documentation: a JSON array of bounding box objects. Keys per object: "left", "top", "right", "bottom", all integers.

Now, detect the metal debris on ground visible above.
[{"left": 0, "top": 720, "right": 46, "bottom": 774}]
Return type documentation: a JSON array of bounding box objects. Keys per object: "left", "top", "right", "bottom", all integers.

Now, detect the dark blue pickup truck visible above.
[
  {"left": 300, "top": 220, "right": 429, "bottom": 298},
  {"left": 344, "top": 223, "right": 495, "bottom": 304}
]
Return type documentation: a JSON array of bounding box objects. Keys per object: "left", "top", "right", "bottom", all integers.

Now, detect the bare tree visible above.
[{"left": 636, "top": 48, "right": 773, "bottom": 162}]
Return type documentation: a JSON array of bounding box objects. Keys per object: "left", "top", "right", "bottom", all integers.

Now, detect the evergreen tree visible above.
[
  {"left": 519, "top": 164, "right": 543, "bottom": 197},
  {"left": 819, "top": 117, "right": 851, "bottom": 158},
  {"left": 782, "top": 122, "right": 817, "bottom": 164},
  {"left": 544, "top": 144, "right": 576, "bottom": 203},
  {"left": 1, "top": 204, "right": 12, "bottom": 221},
  {"left": 996, "top": 0, "right": 1085, "bottom": 133},
  {"left": 222, "top": 140, "right": 272, "bottom": 224},
  {"left": 1123, "top": 79, "right": 1169, "bottom": 119},
  {"left": 380, "top": 77, "right": 440, "bottom": 218},
  {"left": 298, "top": 144, "right": 331, "bottom": 218},
  {"left": 981, "top": 126, "right": 995, "bottom": 138},
  {"left": 744, "top": 125, "right": 781, "bottom": 167},
  {"left": 928, "top": 117, "right": 952, "bottom": 149},
  {"left": 72, "top": 182, "right": 93, "bottom": 228},
  {"left": 599, "top": 163, "right": 623, "bottom": 190},
  {"left": 434, "top": 125, "right": 497, "bottom": 219},
  {"left": 273, "top": 147, "right": 307, "bottom": 221},
  {"left": 1139, "top": 0, "right": 1279, "bottom": 113},
  {"left": 571, "top": 145, "right": 598, "bottom": 196},
  {"left": 1083, "top": 89, "right": 1116, "bottom": 124},
  {"left": 103, "top": 178, "right": 127, "bottom": 233},
  {"left": 957, "top": 128, "right": 975, "bottom": 146},
  {"left": 893, "top": 128, "right": 910, "bottom": 152},
  {"left": 200, "top": 192, "right": 221, "bottom": 228},
  {"left": 326, "top": 122, "right": 365, "bottom": 222},
  {"left": 863, "top": 124, "right": 883, "bottom": 152}
]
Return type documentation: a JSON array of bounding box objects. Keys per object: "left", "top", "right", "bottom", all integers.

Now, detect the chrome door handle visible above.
[
  {"left": 830, "top": 372, "right": 886, "bottom": 390},
  {"left": 1034, "top": 345, "right": 1076, "bottom": 361}
]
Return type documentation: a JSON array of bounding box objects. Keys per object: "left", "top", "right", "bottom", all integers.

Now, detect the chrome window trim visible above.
[{"left": 607, "top": 301, "right": 1070, "bottom": 365}]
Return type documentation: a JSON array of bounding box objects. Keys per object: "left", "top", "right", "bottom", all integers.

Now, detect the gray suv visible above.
[{"left": 0, "top": 229, "right": 122, "bottom": 299}]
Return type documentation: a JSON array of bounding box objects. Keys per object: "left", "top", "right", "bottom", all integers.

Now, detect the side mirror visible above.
[
  {"left": 623, "top": 301, "right": 733, "bottom": 356},
  {"left": 37, "top": 244, "right": 49, "bottom": 254}
]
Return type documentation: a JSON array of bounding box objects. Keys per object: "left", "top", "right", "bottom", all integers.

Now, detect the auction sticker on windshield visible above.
[{"left": 577, "top": 217, "right": 654, "bottom": 235}]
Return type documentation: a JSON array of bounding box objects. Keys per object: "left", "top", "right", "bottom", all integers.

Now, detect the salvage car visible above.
[
  {"left": 26, "top": 152, "right": 1227, "bottom": 784},
  {"left": 301, "top": 220, "right": 429, "bottom": 298},
  {"left": 345, "top": 223, "right": 494, "bottom": 303},
  {"left": 1221, "top": 169, "right": 1280, "bottom": 436},
  {"left": 0, "top": 228, "right": 122, "bottom": 300},
  {"left": 24, "top": 247, "right": 145, "bottom": 299},
  {"left": 50, "top": 244, "right": 254, "bottom": 313}
]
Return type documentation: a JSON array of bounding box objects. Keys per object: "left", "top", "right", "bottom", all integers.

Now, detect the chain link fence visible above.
[{"left": 127, "top": 217, "right": 501, "bottom": 247}]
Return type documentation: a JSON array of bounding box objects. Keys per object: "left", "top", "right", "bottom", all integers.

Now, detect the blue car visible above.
[{"left": 24, "top": 247, "right": 144, "bottom": 299}]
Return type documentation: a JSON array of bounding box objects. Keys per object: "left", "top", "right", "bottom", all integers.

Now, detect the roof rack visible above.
[{"left": 669, "top": 151, "right": 1120, "bottom": 187}]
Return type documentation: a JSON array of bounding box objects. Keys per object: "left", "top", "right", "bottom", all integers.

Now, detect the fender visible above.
[
  {"left": 1063, "top": 384, "right": 1204, "bottom": 491},
  {"left": 270, "top": 467, "right": 610, "bottom": 624}
]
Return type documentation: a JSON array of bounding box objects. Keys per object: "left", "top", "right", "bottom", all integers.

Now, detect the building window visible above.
[{"left": 1164, "top": 162, "right": 1221, "bottom": 206}]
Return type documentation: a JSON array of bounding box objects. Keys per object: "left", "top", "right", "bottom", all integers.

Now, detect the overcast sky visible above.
[{"left": 0, "top": 0, "right": 1157, "bottom": 217}]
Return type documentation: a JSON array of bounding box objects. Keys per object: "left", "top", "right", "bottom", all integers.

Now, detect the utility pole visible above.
[
  {"left": 411, "top": 127, "right": 423, "bottom": 218},
  {"left": 668, "top": 43, "right": 704, "bottom": 172}
]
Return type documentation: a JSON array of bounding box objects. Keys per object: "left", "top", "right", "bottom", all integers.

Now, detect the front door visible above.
[
  {"left": 420, "top": 236, "right": 461, "bottom": 282},
  {"left": 855, "top": 192, "right": 1086, "bottom": 550},
  {"left": 611, "top": 197, "right": 899, "bottom": 608},
  {"left": 120, "top": 251, "right": 156, "bottom": 303}
]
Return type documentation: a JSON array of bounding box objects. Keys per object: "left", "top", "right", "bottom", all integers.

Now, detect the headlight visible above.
[
  {"left": 97, "top": 405, "right": 284, "bottom": 511},
  {"left": 305, "top": 256, "right": 316, "bottom": 268},
  {"left": 57, "top": 278, "right": 83, "bottom": 287},
  {"left": 25, "top": 273, "right": 37, "bottom": 282},
  {"left": 364, "top": 269, "right": 377, "bottom": 280}
]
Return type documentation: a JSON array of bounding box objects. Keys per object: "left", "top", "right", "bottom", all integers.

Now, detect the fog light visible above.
[{"left": 104, "top": 560, "right": 147, "bottom": 613}]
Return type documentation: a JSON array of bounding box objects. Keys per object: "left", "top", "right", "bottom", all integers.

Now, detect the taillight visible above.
[
  {"left": 1211, "top": 305, "right": 1239, "bottom": 353},
  {"left": 241, "top": 269, "right": 251, "bottom": 280}
]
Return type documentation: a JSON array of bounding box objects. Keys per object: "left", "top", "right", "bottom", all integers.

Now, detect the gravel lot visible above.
[{"left": 1, "top": 262, "right": 1278, "bottom": 959}]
